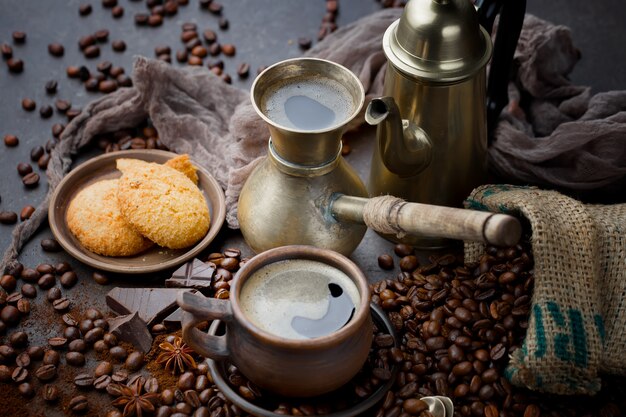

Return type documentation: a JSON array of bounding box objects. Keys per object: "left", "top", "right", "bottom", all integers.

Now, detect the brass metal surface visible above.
[
  {"left": 250, "top": 58, "right": 365, "bottom": 166},
  {"left": 238, "top": 146, "right": 368, "bottom": 255},
  {"left": 385, "top": 0, "right": 491, "bottom": 82},
  {"left": 239, "top": 58, "right": 369, "bottom": 255},
  {"left": 369, "top": 0, "right": 492, "bottom": 248},
  {"left": 368, "top": 65, "right": 488, "bottom": 247}
]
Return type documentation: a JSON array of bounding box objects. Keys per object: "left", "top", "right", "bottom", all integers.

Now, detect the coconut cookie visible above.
[
  {"left": 66, "top": 179, "right": 154, "bottom": 256},
  {"left": 164, "top": 154, "right": 199, "bottom": 185},
  {"left": 116, "top": 158, "right": 210, "bottom": 249}
]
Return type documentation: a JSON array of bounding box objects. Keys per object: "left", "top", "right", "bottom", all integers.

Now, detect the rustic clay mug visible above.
[{"left": 178, "top": 245, "right": 373, "bottom": 397}]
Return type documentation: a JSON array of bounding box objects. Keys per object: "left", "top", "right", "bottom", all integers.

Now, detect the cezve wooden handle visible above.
[{"left": 331, "top": 195, "right": 521, "bottom": 247}]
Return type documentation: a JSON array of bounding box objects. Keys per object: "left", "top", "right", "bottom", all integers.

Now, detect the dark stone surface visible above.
[{"left": 0, "top": 1, "right": 624, "bottom": 414}]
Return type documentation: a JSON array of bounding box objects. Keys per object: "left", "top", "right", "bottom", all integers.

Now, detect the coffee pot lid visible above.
[{"left": 384, "top": 0, "right": 492, "bottom": 82}]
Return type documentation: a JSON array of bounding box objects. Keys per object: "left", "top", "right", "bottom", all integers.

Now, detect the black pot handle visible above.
[{"left": 475, "top": 0, "right": 526, "bottom": 143}]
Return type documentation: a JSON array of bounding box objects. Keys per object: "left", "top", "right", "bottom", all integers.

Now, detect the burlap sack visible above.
[{"left": 465, "top": 185, "right": 626, "bottom": 395}]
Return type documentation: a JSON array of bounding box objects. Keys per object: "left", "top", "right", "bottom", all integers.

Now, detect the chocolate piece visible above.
[
  {"left": 107, "top": 312, "right": 153, "bottom": 353},
  {"left": 165, "top": 259, "right": 215, "bottom": 291},
  {"left": 106, "top": 287, "right": 194, "bottom": 326},
  {"left": 163, "top": 308, "right": 184, "bottom": 329}
]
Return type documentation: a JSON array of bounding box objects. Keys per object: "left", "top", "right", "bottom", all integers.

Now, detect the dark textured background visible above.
[{"left": 0, "top": 1, "right": 624, "bottom": 414}]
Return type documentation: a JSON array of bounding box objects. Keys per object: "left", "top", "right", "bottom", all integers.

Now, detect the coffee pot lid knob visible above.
[{"left": 385, "top": 0, "right": 492, "bottom": 82}]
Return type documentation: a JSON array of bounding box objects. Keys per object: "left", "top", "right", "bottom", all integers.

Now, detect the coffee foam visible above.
[
  {"left": 239, "top": 259, "right": 361, "bottom": 340},
  {"left": 260, "top": 75, "right": 354, "bottom": 131}
]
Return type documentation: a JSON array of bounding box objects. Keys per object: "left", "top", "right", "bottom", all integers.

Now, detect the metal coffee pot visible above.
[
  {"left": 367, "top": 0, "right": 526, "bottom": 248},
  {"left": 237, "top": 58, "right": 521, "bottom": 256}
]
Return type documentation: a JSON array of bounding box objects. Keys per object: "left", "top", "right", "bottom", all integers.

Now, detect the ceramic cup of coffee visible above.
[{"left": 178, "top": 245, "right": 373, "bottom": 397}]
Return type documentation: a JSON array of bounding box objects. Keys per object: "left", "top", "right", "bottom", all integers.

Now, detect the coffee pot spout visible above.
[{"left": 365, "top": 97, "right": 432, "bottom": 178}]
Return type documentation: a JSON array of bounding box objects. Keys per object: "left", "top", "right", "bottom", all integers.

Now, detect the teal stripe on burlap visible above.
[
  {"left": 594, "top": 314, "right": 605, "bottom": 345},
  {"left": 547, "top": 301, "right": 566, "bottom": 326},
  {"left": 533, "top": 304, "right": 546, "bottom": 358},
  {"left": 569, "top": 309, "right": 588, "bottom": 367}
]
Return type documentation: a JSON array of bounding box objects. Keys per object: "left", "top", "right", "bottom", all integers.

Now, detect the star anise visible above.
[
  {"left": 156, "top": 335, "right": 197, "bottom": 374},
  {"left": 110, "top": 377, "right": 159, "bottom": 417}
]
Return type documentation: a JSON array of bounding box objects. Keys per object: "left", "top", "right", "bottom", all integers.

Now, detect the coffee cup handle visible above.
[{"left": 178, "top": 291, "right": 232, "bottom": 360}]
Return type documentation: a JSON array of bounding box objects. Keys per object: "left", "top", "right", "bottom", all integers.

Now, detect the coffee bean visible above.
[
  {"left": 45, "top": 80, "right": 58, "bottom": 94},
  {"left": 93, "top": 361, "right": 112, "bottom": 378},
  {"left": 164, "top": 1, "right": 178, "bottom": 14},
  {"left": 112, "top": 40, "right": 126, "bottom": 52},
  {"left": 21, "top": 284, "right": 36, "bottom": 298},
  {"left": 490, "top": 343, "right": 506, "bottom": 361},
  {"left": 74, "top": 373, "right": 94, "bottom": 388},
  {"left": 12, "top": 31, "right": 26, "bottom": 43},
  {"left": 103, "top": 333, "right": 117, "bottom": 346},
  {"left": 55, "top": 262, "right": 71, "bottom": 274},
  {"left": 298, "top": 37, "right": 312, "bottom": 50},
  {"left": 21, "top": 98, "right": 36, "bottom": 111},
  {"left": 84, "top": 327, "right": 104, "bottom": 343},
  {"left": 110, "top": 345, "right": 127, "bottom": 361},
  {"left": 0, "top": 365, "right": 11, "bottom": 382},
  {"left": 52, "top": 297, "right": 70, "bottom": 311},
  {"left": 1, "top": 275, "right": 17, "bottom": 292},
  {"left": 377, "top": 254, "right": 394, "bottom": 270},
  {"left": 90, "top": 271, "right": 109, "bottom": 285},
  {"left": 69, "top": 339, "right": 87, "bottom": 353},
  {"left": 1, "top": 305, "right": 20, "bottom": 325},
  {"left": 22, "top": 172, "right": 40, "bottom": 188},
  {"left": 60, "top": 271, "right": 77, "bottom": 288},
  {"left": 79, "top": 3, "right": 92, "bottom": 15},
  {"left": 20, "top": 205, "right": 35, "bottom": 221},
  {"left": 35, "top": 364, "right": 57, "bottom": 381},
  {"left": 6, "top": 292, "right": 23, "bottom": 305},
  {"left": 125, "top": 351, "right": 144, "bottom": 371},
  {"left": 134, "top": 13, "right": 149, "bottom": 25},
  {"left": 98, "top": 80, "right": 117, "bottom": 93},
  {"left": 84, "top": 45, "right": 100, "bottom": 58},
  {"left": 12, "top": 366, "right": 28, "bottom": 382},
  {"left": 94, "top": 341, "right": 110, "bottom": 355},
  {"left": 88, "top": 80, "right": 102, "bottom": 91},
  {"left": 403, "top": 398, "right": 428, "bottom": 414},
  {"left": 17, "top": 162, "right": 32, "bottom": 176},
  {"left": 94, "top": 374, "right": 112, "bottom": 390},
  {"left": 48, "top": 43, "right": 64, "bottom": 57},
  {"left": 207, "top": 1, "right": 222, "bottom": 13},
  {"left": 0, "top": 345, "right": 16, "bottom": 360},
  {"left": 39, "top": 104, "right": 54, "bottom": 118},
  {"left": 7, "top": 58, "right": 24, "bottom": 73},
  {"left": 64, "top": 326, "right": 81, "bottom": 341},
  {"left": 16, "top": 351, "right": 30, "bottom": 367},
  {"left": 69, "top": 395, "right": 89, "bottom": 412},
  {"left": 38, "top": 153, "right": 51, "bottom": 169},
  {"left": 394, "top": 243, "right": 414, "bottom": 257},
  {"left": 1, "top": 43, "right": 13, "bottom": 58},
  {"left": 221, "top": 43, "right": 235, "bottom": 56},
  {"left": 18, "top": 382, "right": 34, "bottom": 398},
  {"left": 94, "top": 29, "right": 109, "bottom": 42},
  {"left": 236, "top": 62, "right": 250, "bottom": 78},
  {"left": 0, "top": 211, "right": 18, "bottom": 225},
  {"left": 40, "top": 239, "right": 61, "bottom": 253},
  {"left": 110, "top": 369, "right": 127, "bottom": 384},
  {"left": 47, "top": 287, "right": 62, "bottom": 302},
  {"left": 48, "top": 337, "right": 67, "bottom": 348},
  {"left": 148, "top": 14, "right": 163, "bottom": 26},
  {"left": 188, "top": 55, "right": 203, "bottom": 66},
  {"left": 4, "top": 134, "right": 19, "bottom": 147},
  {"left": 399, "top": 255, "right": 418, "bottom": 271},
  {"left": 40, "top": 384, "right": 60, "bottom": 404},
  {"left": 55, "top": 99, "right": 71, "bottom": 113},
  {"left": 43, "top": 349, "right": 60, "bottom": 366},
  {"left": 31, "top": 148, "right": 45, "bottom": 162},
  {"left": 112, "top": 5, "right": 124, "bottom": 17}
]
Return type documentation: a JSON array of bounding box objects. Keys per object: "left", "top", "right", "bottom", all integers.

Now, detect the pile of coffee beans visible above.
[
  {"left": 92, "top": 122, "right": 169, "bottom": 154},
  {"left": 369, "top": 243, "right": 626, "bottom": 417},
  {"left": 66, "top": 61, "right": 131, "bottom": 95}
]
